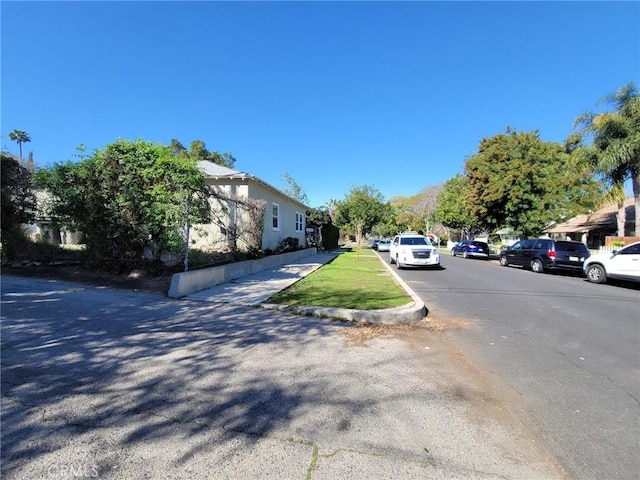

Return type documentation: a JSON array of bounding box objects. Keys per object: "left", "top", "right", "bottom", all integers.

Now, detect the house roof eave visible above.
[{"left": 203, "top": 167, "right": 309, "bottom": 210}]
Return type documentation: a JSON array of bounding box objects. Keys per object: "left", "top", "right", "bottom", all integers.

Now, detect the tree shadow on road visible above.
[{"left": 1, "top": 275, "right": 427, "bottom": 476}]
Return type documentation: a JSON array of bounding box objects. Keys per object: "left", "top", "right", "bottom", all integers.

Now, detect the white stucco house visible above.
[
  {"left": 26, "top": 190, "right": 83, "bottom": 245},
  {"left": 191, "top": 161, "right": 308, "bottom": 252}
]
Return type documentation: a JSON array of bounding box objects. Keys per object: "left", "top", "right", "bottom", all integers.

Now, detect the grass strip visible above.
[{"left": 267, "top": 248, "right": 411, "bottom": 310}]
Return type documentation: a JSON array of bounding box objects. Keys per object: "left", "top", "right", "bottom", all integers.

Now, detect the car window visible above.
[
  {"left": 521, "top": 240, "right": 536, "bottom": 249},
  {"left": 619, "top": 244, "right": 640, "bottom": 255},
  {"left": 510, "top": 241, "right": 523, "bottom": 250},
  {"left": 576, "top": 244, "right": 589, "bottom": 255},
  {"left": 534, "top": 239, "right": 550, "bottom": 249},
  {"left": 400, "top": 237, "right": 429, "bottom": 246},
  {"left": 556, "top": 242, "right": 588, "bottom": 254}
]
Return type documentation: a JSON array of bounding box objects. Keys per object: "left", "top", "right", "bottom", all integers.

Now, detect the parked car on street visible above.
[
  {"left": 371, "top": 239, "right": 380, "bottom": 250},
  {"left": 451, "top": 240, "right": 490, "bottom": 260},
  {"left": 377, "top": 239, "right": 391, "bottom": 252},
  {"left": 389, "top": 232, "right": 440, "bottom": 269},
  {"left": 583, "top": 241, "right": 640, "bottom": 284},
  {"left": 499, "top": 238, "right": 590, "bottom": 274}
]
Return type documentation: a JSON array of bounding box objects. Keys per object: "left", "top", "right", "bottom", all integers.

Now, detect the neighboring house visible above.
[
  {"left": 544, "top": 197, "right": 636, "bottom": 248},
  {"left": 27, "top": 190, "right": 83, "bottom": 245},
  {"left": 495, "top": 228, "right": 519, "bottom": 247},
  {"left": 192, "top": 161, "right": 308, "bottom": 252},
  {"left": 26, "top": 162, "right": 308, "bottom": 254}
]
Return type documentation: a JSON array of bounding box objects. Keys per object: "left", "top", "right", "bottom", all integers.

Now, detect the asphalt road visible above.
[
  {"left": 1, "top": 273, "right": 564, "bottom": 480},
  {"left": 382, "top": 251, "right": 640, "bottom": 480}
]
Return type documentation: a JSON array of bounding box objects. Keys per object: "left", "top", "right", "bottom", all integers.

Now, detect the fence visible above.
[{"left": 594, "top": 245, "right": 619, "bottom": 255}]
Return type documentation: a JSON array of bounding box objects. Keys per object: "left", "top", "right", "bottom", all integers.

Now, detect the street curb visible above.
[
  {"left": 373, "top": 248, "right": 429, "bottom": 322},
  {"left": 259, "top": 248, "right": 427, "bottom": 325},
  {"left": 259, "top": 300, "right": 426, "bottom": 324}
]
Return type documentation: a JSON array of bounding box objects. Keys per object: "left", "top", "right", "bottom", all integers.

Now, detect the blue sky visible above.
[{"left": 2, "top": 1, "right": 638, "bottom": 208}]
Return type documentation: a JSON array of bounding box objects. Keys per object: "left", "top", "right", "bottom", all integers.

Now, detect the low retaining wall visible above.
[{"left": 168, "top": 247, "right": 318, "bottom": 298}]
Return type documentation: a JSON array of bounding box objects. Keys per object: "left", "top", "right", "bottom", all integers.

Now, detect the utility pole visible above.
[{"left": 184, "top": 192, "right": 191, "bottom": 272}]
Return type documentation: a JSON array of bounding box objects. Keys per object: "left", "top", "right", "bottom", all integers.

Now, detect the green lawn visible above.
[{"left": 267, "top": 247, "right": 412, "bottom": 310}]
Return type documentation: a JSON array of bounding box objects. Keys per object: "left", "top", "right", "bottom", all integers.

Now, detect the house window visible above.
[
  {"left": 272, "top": 203, "right": 280, "bottom": 230},
  {"left": 295, "top": 212, "right": 304, "bottom": 232}
]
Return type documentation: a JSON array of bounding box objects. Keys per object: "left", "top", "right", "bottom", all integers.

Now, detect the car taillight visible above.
[{"left": 548, "top": 250, "right": 556, "bottom": 258}]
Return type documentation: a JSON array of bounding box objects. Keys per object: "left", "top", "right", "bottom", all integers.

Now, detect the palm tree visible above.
[
  {"left": 575, "top": 82, "right": 640, "bottom": 236},
  {"left": 7, "top": 130, "right": 31, "bottom": 164}
]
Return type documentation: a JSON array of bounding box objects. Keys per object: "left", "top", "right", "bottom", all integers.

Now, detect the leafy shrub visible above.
[
  {"left": 276, "top": 237, "right": 299, "bottom": 253},
  {"left": 321, "top": 224, "right": 339, "bottom": 250},
  {"left": 187, "top": 249, "right": 234, "bottom": 270},
  {"left": 245, "top": 245, "right": 263, "bottom": 259},
  {"left": 35, "top": 139, "right": 210, "bottom": 272},
  {"left": 2, "top": 235, "right": 85, "bottom": 264}
]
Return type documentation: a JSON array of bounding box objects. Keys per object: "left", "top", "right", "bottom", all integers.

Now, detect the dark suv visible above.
[
  {"left": 451, "top": 240, "right": 490, "bottom": 259},
  {"left": 499, "top": 239, "right": 590, "bottom": 274}
]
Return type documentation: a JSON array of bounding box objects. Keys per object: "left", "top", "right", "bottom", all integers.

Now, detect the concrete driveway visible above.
[{"left": 1, "top": 274, "right": 564, "bottom": 479}]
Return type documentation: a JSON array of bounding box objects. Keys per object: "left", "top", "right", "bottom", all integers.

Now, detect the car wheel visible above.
[
  {"left": 586, "top": 264, "right": 607, "bottom": 284},
  {"left": 389, "top": 254, "right": 395, "bottom": 264},
  {"left": 451, "top": 249, "right": 456, "bottom": 256},
  {"left": 462, "top": 250, "right": 468, "bottom": 259},
  {"left": 499, "top": 255, "right": 508, "bottom": 267},
  {"left": 531, "top": 259, "right": 544, "bottom": 273},
  {"left": 396, "top": 255, "right": 403, "bottom": 269}
]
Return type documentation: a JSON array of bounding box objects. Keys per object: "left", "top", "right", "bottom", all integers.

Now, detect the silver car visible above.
[{"left": 377, "top": 239, "right": 391, "bottom": 252}]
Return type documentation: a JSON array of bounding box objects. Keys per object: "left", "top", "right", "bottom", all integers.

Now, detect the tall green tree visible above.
[
  {"left": 281, "top": 171, "right": 310, "bottom": 206},
  {"left": 574, "top": 82, "right": 640, "bottom": 236},
  {"left": 170, "top": 139, "right": 236, "bottom": 168},
  {"left": 334, "top": 185, "right": 386, "bottom": 250},
  {"left": 25, "top": 151, "right": 35, "bottom": 173},
  {"left": 435, "top": 173, "right": 479, "bottom": 239},
  {"left": 388, "top": 185, "right": 443, "bottom": 234},
  {"left": 36, "top": 139, "right": 211, "bottom": 270},
  {"left": 387, "top": 195, "right": 419, "bottom": 232},
  {"left": 414, "top": 185, "right": 442, "bottom": 233},
  {"left": 464, "top": 128, "right": 601, "bottom": 237},
  {"left": 1, "top": 153, "right": 36, "bottom": 257},
  {"left": 370, "top": 204, "right": 396, "bottom": 239},
  {"left": 306, "top": 206, "right": 331, "bottom": 227},
  {"left": 8, "top": 130, "right": 31, "bottom": 162}
]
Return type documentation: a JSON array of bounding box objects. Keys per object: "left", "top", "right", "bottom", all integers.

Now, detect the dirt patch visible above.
[
  {"left": 342, "top": 318, "right": 441, "bottom": 347},
  {"left": 1, "top": 264, "right": 173, "bottom": 295},
  {"left": 341, "top": 313, "right": 470, "bottom": 349}
]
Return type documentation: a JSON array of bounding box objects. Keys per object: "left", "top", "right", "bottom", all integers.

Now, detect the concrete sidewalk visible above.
[
  {"left": 185, "top": 249, "right": 427, "bottom": 324},
  {"left": 186, "top": 252, "right": 339, "bottom": 306}
]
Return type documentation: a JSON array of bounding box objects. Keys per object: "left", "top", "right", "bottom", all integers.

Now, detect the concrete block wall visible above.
[{"left": 168, "top": 247, "right": 317, "bottom": 298}]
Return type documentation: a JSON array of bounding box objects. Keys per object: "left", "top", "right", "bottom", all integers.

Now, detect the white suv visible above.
[
  {"left": 389, "top": 232, "right": 440, "bottom": 269},
  {"left": 583, "top": 241, "right": 640, "bottom": 284}
]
